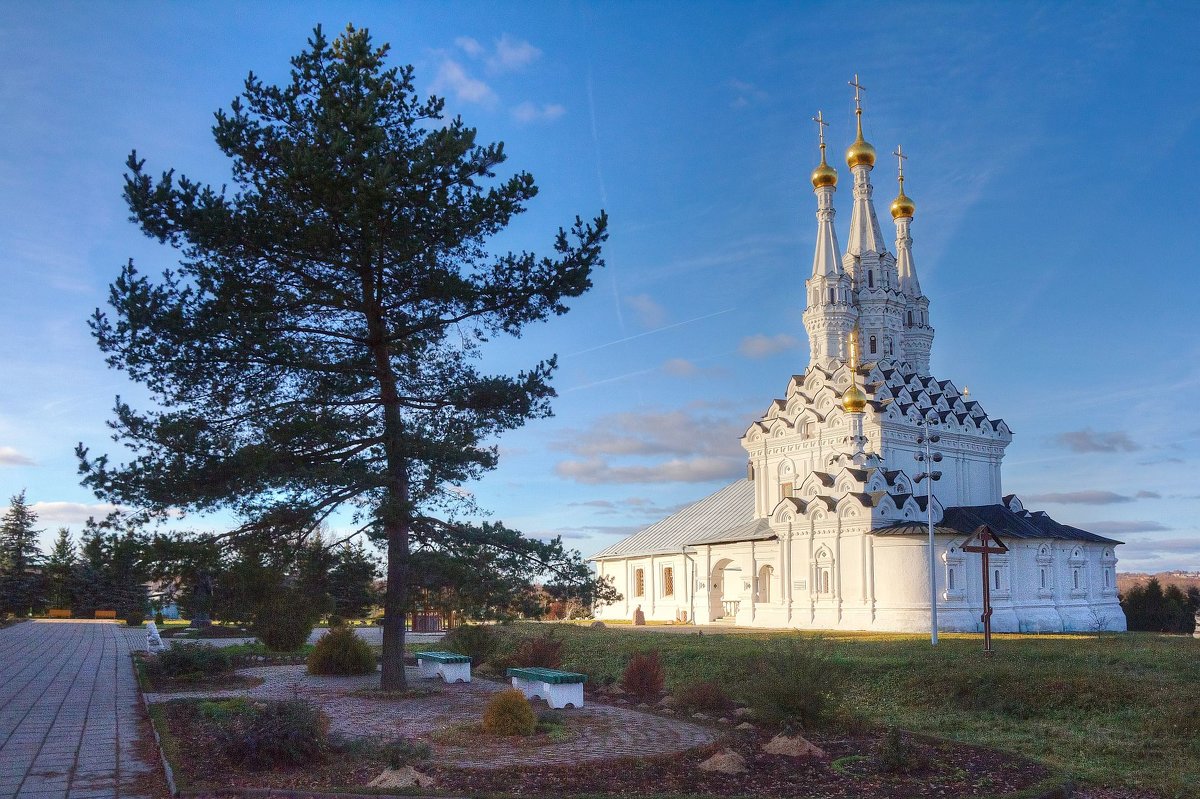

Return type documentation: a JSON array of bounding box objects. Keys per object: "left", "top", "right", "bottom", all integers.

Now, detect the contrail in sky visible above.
[{"left": 565, "top": 307, "right": 736, "bottom": 358}]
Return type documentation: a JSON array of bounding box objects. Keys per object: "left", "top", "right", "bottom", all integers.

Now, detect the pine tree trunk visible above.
[{"left": 381, "top": 522, "right": 409, "bottom": 690}]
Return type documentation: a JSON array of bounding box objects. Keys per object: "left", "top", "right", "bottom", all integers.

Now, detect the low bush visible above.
[
  {"left": 149, "top": 643, "right": 232, "bottom": 679},
  {"left": 511, "top": 632, "right": 563, "bottom": 668},
  {"left": 742, "top": 639, "right": 840, "bottom": 731},
  {"left": 877, "top": 726, "right": 921, "bottom": 773},
  {"left": 330, "top": 734, "right": 431, "bottom": 767},
  {"left": 621, "top": 650, "right": 665, "bottom": 700},
  {"left": 442, "top": 623, "right": 501, "bottom": 665},
  {"left": 253, "top": 590, "right": 318, "bottom": 652},
  {"left": 214, "top": 699, "right": 328, "bottom": 768},
  {"left": 674, "top": 680, "right": 732, "bottom": 715},
  {"left": 482, "top": 689, "right": 536, "bottom": 736},
  {"left": 307, "top": 627, "right": 375, "bottom": 675}
]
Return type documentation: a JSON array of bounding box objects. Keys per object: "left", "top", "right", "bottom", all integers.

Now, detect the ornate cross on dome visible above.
[
  {"left": 812, "top": 110, "right": 829, "bottom": 147},
  {"left": 849, "top": 74, "right": 867, "bottom": 111},
  {"left": 893, "top": 145, "right": 908, "bottom": 179}
]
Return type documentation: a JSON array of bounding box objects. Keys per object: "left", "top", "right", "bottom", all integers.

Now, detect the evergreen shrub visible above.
[
  {"left": 442, "top": 623, "right": 501, "bottom": 665},
  {"left": 253, "top": 591, "right": 317, "bottom": 652},
  {"left": 482, "top": 689, "right": 536, "bottom": 736},
  {"left": 214, "top": 699, "right": 328, "bottom": 767},
  {"left": 307, "top": 626, "right": 375, "bottom": 675},
  {"left": 621, "top": 650, "right": 665, "bottom": 700},
  {"left": 151, "top": 643, "right": 232, "bottom": 679}
]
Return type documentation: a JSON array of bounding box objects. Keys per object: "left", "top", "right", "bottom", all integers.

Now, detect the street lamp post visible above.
[{"left": 915, "top": 416, "right": 942, "bottom": 646}]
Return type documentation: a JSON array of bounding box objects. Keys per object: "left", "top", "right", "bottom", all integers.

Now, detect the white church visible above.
[{"left": 590, "top": 84, "right": 1127, "bottom": 634}]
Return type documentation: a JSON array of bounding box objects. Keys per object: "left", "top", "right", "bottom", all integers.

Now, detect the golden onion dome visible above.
[
  {"left": 811, "top": 153, "right": 838, "bottom": 189},
  {"left": 890, "top": 187, "right": 915, "bottom": 219},
  {"left": 842, "top": 382, "right": 868, "bottom": 414},
  {"left": 846, "top": 115, "right": 876, "bottom": 169}
]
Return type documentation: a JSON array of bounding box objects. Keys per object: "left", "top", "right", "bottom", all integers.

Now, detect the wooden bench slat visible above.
[
  {"left": 506, "top": 667, "right": 586, "bottom": 684},
  {"left": 416, "top": 650, "right": 471, "bottom": 664}
]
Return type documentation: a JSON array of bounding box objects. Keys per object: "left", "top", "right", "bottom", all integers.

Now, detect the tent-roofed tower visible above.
[
  {"left": 890, "top": 145, "right": 934, "bottom": 374},
  {"left": 802, "top": 110, "right": 857, "bottom": 368}
]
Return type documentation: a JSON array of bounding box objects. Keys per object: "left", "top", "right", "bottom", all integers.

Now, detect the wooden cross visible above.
[
  {"left": 962, "top": 525, "right": 1008, "bottom": 655},
  {"left": 812, "top": 110, "right": 829, "bottom": 147},
  {"left": 893, "top": 145, "right": 908, "bottom": 179},
  {"left": 849, "top": 74, "right": 867, "bottom": 111}
]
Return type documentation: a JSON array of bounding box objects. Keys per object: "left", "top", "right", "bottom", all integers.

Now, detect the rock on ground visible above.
[
  {"left": 698, "top": 749, "right": 748, "bottom": 774},
  {"left": 762, "top": 733, "right": 826, "bottom": 759},
  {"left": 367, "top": 766, "right": 436, "bottom": 788}
]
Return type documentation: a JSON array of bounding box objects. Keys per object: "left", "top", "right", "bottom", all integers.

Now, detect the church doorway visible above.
[{"left": 708, "top": 559, "right": 741, "bottom": 621}]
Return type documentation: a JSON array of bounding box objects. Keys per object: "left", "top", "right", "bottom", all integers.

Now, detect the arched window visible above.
[
  {"left": 820, "top": 569, "right": 830, "bottom": 594},
  {"left": 1040, "top": 568, "right": 1047, "bottom": 589},
  {"left": 757, "top": 565, "right": 773, "bottom": 603},
  {"left": 948, "top": 568, "right": 955, "bottom": 590},
  {"left": 870, "top": 335, "right": 877, "bottom": 354},
  {"left": 829, "top": 287, "right": 836, "bottom": 304},
  {"left": 993, "top": 569, "right": 1001, "bottom": 590},
  {"left": 662, "top": 566, "right": 674, "bottom": 597},
  {"left": 907, "top": 310, "right": 913, "bottom": 326},
  {"left": 1072, "top": 569, "right": 1080, "bottom": 590},
  {"left": 868, "top": 270, "right": 875, "bottom": 288},
  {"left": 635, "top": 568, "right": 645, "bottom": 597}
]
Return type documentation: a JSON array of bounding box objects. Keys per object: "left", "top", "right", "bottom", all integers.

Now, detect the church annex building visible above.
[{"left": 589, "top": 84, "right": 1127, "bottom": 634}]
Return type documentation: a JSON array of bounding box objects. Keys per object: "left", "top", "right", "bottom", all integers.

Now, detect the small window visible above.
[
  {"left": 993, "top": 569, "right": 1001, "bottom": 590},
  {"left": 829, "top": 287, "right": 835, "bottom": 304},
  {"left": 885, "top": 337, "right": 894, "bottom": 355},
  {"left": 662, "top": 567, "right": 674, "bottom": 597},
  {"left": 1104, "top": 568, "right": 1110, "bottom": 589},
  {"left": 635, "top": 568, "right": 645, "bottom": 597},
  {"left": 819, "top": 568, "right": 831, "bottom": 594},
  {"left": 1040, "top": 568, "right": 1046, "bottom": 589},
  {"left": 907, "top": 310, "right": 913, "bottom": 326},
  {"left": 948, "top": 568, "right": 955, "bottom": 590},
  {"left": 868, "top": 270, "right": 875, "bottom": 288},
  {"left": 870, "top": 335, "right": 877, "bottom": 354},
  {"left": 780, "top": 482, "right": 793, "bottom": 499},
  {"left": 1072, "top": 569, "right": 1079, "bottom": 590}
]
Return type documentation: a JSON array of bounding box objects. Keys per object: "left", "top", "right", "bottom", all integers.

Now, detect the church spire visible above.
[
  {"left": 810, "top": 110, "right": 841, "bottom": 279},
  {"left": 844, "top": 75, "right": 887, "bottom": 258},
  {"left": 889, "top": 145, "right": 935, "bottom": 375},
  {"left": 891, "top": 145, "right": 920, "bottom": 296}
]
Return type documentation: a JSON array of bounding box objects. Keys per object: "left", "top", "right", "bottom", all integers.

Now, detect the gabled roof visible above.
[
  {"left": 685, "top": 517, "right": 774, "bottom": 547},
  {"left": 589, "top": 479, "right": 754, "bottom": 560},
  {"left": 873, "top": 503, "right": 1122, "bottom": 545}
]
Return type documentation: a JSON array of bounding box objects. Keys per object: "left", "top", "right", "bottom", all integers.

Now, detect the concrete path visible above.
[{"left": 0, "top": 621, "right": 159, "bottom": 799}]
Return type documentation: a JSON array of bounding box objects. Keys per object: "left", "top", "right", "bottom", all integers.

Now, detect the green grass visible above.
[{"left": 483, "top": 623, "right": 1198, "bottom": 797}]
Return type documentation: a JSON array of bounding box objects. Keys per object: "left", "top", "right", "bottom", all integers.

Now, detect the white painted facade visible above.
[{"left": 590, "top": 99, "right": 1127, "bottom": 634}]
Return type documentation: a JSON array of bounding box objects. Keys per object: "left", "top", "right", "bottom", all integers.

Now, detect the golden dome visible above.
[
  {"left": 842, "top": 382, "right": 868, "bottom": 414},
  {"left": 890, "top": 187, "right": 915, "bottom": 219},
  {"left": 845, "top": 115, "right": 876, "bottom": 169},
  {"left": 811, "top": 149, "right": 838, "bottom": 189}
]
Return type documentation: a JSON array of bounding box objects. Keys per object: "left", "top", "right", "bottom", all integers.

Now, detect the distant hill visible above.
[{"left": 1117, "top": 571, "right": 1200, "bottom": 597}]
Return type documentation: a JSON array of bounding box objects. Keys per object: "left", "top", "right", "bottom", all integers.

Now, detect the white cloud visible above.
[
  {"left": 739, "top": 333, "right": 800, "bottom": 359},
  {"left": 0, "top": 446, "right": 35, "bottom": 466},
  {"left": 1081, "top": 520, "right": 1170, "bottom": 534},
  {"left": 489, "top": 34, "right": 541, "bottom": 73},
  {"left": 662, "top": 358, "right": 699, "bottom": 377},
  {"left": 726, "top": 78, "right": 769, "bottom": 109},
  {"left": 511, "top": 101, "right": 566, "bottom": 124},
  {"left": 1023, "top": 490, "right": 1133, "bottom": 505},
  {"left": 431, "top": 58, "right": 496, "bottom": 105},
  {"left": 454, "top": 36, "right": 484, "bottom": 58},
  {"left": 1054, "top": 429, "right": 1140, "bottom": 453},
  {"left": 624, "top": 293, "right": 667, "bottom": 329},
  {"left": 30, "top": 501, "right": 124, "bottom": 524},
  {"left": 555, "top": 456, "right": 739, "bottom": 485}
]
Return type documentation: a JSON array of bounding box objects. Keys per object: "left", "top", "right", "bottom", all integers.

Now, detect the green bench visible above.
[
  {"left": 506, "top": 666, "right": 586, "bottom": 708},
  {"left": 415, "top": 650, "right": 471, "bottom": 683}
]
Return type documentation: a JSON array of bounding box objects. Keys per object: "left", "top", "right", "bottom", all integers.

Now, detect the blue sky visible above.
[{"left": 1, "top": 2, "right": 1198, "bottom": 572}]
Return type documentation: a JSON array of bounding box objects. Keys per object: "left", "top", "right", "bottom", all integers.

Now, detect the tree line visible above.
[{"left": 1120, "top": 578, "right": 1199, "bottom": 635}]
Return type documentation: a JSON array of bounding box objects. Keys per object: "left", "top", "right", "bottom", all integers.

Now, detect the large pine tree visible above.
[
  {"left": 77, "top": 25, "right": 611, "bottom": 687},
  {"left": 0, "top": 490, "right": 45, "bottom": 614}
]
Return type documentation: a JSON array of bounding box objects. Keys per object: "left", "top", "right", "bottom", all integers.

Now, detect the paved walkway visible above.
[
  {"left": 0, "top": 621, "right": 158, "bottom": 799},
  {"left": 144, "top": 664, "right": 720, "bottom": 770}
]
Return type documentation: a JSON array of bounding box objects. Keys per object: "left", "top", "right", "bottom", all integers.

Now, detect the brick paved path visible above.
[
  {"left": 144, "top": 665, "right": 719, "bottom": 770},
  {"left": 0, "top": 621, "right": 158, "bottom": 799}
]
